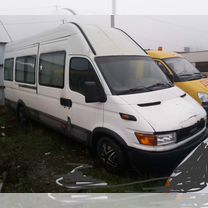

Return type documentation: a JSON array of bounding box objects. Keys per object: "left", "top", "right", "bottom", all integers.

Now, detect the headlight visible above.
[
  {"left": 157, "top": 132, "right": 176, "bottom": 146},
  {"left": 198, "top": 92, "right": 208, "bottom": 103},
  {"left": 135, "top": 132, "right": 176, "bottom": 146}
]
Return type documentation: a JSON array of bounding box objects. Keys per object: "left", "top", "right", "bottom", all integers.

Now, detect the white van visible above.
[{"left": 3, "top": 23, "right": 208, "bottom": 172}]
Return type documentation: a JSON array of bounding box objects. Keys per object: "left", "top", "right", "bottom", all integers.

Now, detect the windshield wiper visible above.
[
  {"left": 146, "top": 82, "right": 172, "bottom": 89},
  {"left": 193, "top": 73, "right": 203, "bottom": 78},
  {"left": 179, "top": 73, "right": 202, "bottom": 81},
  {"left": 178, "top": 73, "right": 193, "bottom": 77},
  {"left": 179, "top": 73, "right": 201, "bottom": 77},
  {"left": 116, "top": 86, "right": 151, "bottom": 95}
]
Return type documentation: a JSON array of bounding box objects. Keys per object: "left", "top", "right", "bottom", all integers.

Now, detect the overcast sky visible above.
[{"left": 1, "top": 0, "right": 208, "bottom": 52}]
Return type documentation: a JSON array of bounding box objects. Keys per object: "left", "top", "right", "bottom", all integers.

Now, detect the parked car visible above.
[
  {"left": 3, "top": 23, "right": 208, "bottom": 172},
  {"left": 148, "top": 50, "right": 208, "bottom": 113}
]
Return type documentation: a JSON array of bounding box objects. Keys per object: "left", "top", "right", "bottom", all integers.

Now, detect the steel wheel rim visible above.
[{"left": 99, "top": 143, "right": 118, "bottom": 168}]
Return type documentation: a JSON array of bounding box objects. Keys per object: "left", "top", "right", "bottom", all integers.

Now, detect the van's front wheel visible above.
[{"left": 96, "top": 137, "right": 126, "bottom": 173}]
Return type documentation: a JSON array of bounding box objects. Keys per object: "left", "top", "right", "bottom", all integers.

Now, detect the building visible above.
[
  {"left": 179, "top": 51, "right": 208, "bottom": 76},
  {"left": 0, "top": 24, "right": 10, "bottom": 105},
  {"left": 0, "top": 42, "right": 7, "bottom": 105}
]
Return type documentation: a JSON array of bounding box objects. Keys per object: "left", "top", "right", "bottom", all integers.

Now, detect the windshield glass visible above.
[
  {"left": 95, "top": 56, "right": 173, "bottom": 95},
  {"left": 164, "top": 57, "right": 202, "bottom": 81}
]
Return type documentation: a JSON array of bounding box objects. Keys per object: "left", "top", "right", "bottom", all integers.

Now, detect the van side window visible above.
[
  {"left": 15, "top": 56, "right": 36, "bottom": 84},
  {"left": 4, "top": 58, "right": 14, "bottom": 81},
  {"left": 70, "top": 57, "right": 99, "bottom": 96},
  {"left": 39, "top": 51, "right": 65, "bottom": 88}
]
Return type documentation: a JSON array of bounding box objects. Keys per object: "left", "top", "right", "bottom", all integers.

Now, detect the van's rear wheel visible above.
[
  {"left": 17, "top": 105, "right": 27, "bottom": 124},
  {"left": 96, "top": 137, "right": 126, "bottom": 173}
]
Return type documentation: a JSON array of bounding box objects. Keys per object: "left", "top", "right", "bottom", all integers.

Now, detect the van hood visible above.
[{"left": 119, "top": 86, "right": 206, "bottom": 132}]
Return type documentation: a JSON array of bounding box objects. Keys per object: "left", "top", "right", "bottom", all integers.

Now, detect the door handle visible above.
[{"left": 60, "top": 98, "right": 72, "bottom": 108}]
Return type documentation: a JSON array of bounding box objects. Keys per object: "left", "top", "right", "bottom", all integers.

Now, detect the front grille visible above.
[{"left": 177, "top": 119, "right": 205, "bottom": 143}]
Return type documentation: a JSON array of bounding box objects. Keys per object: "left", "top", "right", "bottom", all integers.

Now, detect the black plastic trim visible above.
[
  {"left": 90, "top": 127, "right": 128, "bottom": 147},
  {"left": 138, "top": 101, "right": 161, "bottom": 107},
  {"left": 127, "top": 129, "right": 208, "bottom": 168},
  {"left": 70, "top": 22, "right": 96, "bottom": 55},
  {"left": 119, "top": 113, "right": 137, "bottom": 121},
  {"left": 114, "top": 27, "right": 147, "bottom": 55},
  {"left": 180, "top": 93, "right": 186, "bottom": 98},
  {"left": 60, "top": 97, "right": 72, "bottom": 108},
  {"left": 18, "top": 84, "right": 37, "bottom": 90}
]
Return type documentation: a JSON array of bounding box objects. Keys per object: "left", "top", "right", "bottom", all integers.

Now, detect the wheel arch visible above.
[
  {"left": 16, "top": 99, "right": 26, "bottom": 111},
  {"left": 89, "top": 127, "right": 128, "bottom": 151},
  {"left": 17, "top": 100, "right": 26, "bottom": 109}
]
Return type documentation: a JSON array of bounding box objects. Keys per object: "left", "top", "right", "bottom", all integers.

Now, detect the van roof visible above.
[
  {"left": 6, "top": 23, "right": 147, "bottom": 57},
  {"left": 147, "top": 50, "right": 182, "bottom": 59}
]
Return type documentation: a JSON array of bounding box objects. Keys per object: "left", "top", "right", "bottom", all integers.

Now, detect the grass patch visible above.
[{"left": 0, "top": 106, "right": 167, "bottom": 193}]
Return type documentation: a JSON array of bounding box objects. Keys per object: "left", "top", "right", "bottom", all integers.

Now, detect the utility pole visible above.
[{"left": 111, "top": 0, "right": 116, "bottom": 27}]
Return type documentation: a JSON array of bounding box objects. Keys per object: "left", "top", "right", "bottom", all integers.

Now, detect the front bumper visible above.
[{"left": 127, "top": 128, "right": 208, "bottom": 170}]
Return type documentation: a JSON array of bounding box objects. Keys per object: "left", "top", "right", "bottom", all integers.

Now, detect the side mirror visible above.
[{"left": 84, "top": 81, "right": 107, "bottom": 103}]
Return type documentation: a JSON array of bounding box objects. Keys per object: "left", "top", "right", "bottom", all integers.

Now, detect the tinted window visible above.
[
  {"left": 15, "top": 56, "right": 36, "bottom": 84},
  {"left": 70, "top": 58, "right": 99, "bottom": 95},
  {"left": 164, "top": 57, "right": 202, "bottom": 81},
  {"left": 39, "top": 51, "right": 65, "bottom": 88},
  {"left": 4, "top": 58, "right": 14, "bottom": 81},
  {"left": 95, "top": 56, "right": 172, "bottom": 95}
]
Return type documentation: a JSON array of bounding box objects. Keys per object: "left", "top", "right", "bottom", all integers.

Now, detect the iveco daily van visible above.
[
  {"left": 3, "top": 23, "right": 208, "bottom": 172},
  {"left": 148, "top": 50, "right": 208, "bottom": 113}
]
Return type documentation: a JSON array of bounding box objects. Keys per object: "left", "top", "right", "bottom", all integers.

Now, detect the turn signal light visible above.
[
  {"left": 135, "top": 133, "right": 157, "bottom": 146},
  {"left": 119, "top": 113, "right": 137, "bottom": 121}
]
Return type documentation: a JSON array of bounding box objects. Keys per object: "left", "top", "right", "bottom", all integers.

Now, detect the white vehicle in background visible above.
[{"left": 3, "top": 23, "right": 208, "bottom": 172}]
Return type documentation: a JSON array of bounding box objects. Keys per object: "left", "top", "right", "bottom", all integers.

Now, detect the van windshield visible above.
[
  {"left": 95, "top": 56, "right": 173, "bottom": 95},
  {"left": 164, "top": 57, "right": 202, "bottom": 82}
]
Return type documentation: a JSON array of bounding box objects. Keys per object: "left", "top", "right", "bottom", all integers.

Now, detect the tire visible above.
[
  {"left": 17, "top": 105, "right": 27, "bottom": 124},
  {"left": 96, "top": 137, "right": 126, "bottom": 173}
]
